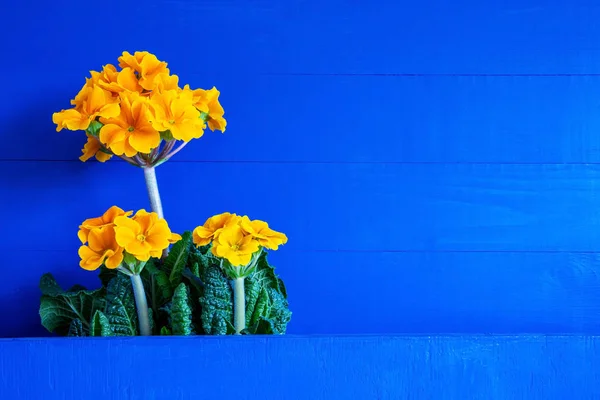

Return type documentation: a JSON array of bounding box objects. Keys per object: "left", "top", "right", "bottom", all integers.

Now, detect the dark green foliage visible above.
[
  {"left": 198, "top": 259, "right": 234, "bottom": 335},
  {"left": 39, "top": 235, "right": 291, "bottom": 336},
  {"left": 170, "top": 283, "right": 194, "bottom": 335},
  {"left": 162, "top": 231, "right": 193, "bottom": 287},
  {"left": 243, "top": 252, "right": 292, "bottom": 334},
  {"left": 141, "top": 260, "right": 173, "bottom": 328},
  {"left": 39, "top": 273, "right": 106, "bottom": 336},
  {"left": 90, "top": 310, "right": 113, "bottom": 337},
  {"left": 67, "top": 319, "right": 85, "bottom": 337},
  {"left": 104, "top": 274, "right": 138, "bottom": 336}
]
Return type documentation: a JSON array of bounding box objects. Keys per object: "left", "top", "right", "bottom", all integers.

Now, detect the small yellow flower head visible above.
[
  {"left": 78, "top": 226, "right": 124, "bottom": 271},
  {"left": 77, "top": 205, "right": 133, "bottom": 244},
  {"left": 211, "top": 225, "right": 260, "bottom": 267},
  {"left": 53, "top": 50, "right": 226, "bottom": 165},
  {"left": 114, "top": 209, "right": 181, "bottom": 262},
  {"left": 118, "top": 51, "right": 169, "bottom": 91},
  {"left": 184, "top": 85, "right": 227, "bottom": 132},
  {"left": 149, "top": 89, "right": 205, "bottom": 142},
  {"left": 192, "top": 212, "right": 240, "bottom": 247},
  {"left": 96, "top": 64, "right": 143, "bottom": 94},
  {"left": 240, "top": 216, "right": 288, "bottom": 250},
  {"left": 52, "top": 86, "right": 120, "bottom": 132},
  {"left": 99, "top": 92, "right": 161, "bottom": 156},
  {"left": 79, "top": 135, "right": 112, "bottom": 163}
]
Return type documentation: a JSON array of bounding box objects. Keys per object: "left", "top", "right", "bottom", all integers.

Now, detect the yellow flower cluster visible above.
[
  {"left": 52, "top": 51, "right": 227, "bottom": 162},
  {"left": 78, "top": 205, "right": 181, "bottom": 271},
  {"left": 192, "top": 212, "right": 288, "bottom": 267}
]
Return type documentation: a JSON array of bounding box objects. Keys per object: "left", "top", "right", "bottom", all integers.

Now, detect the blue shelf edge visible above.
[{"left": 1, "top": 335, "right": 599, "bottom": 399}]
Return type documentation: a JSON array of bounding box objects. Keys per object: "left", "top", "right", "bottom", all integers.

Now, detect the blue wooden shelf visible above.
[{"left": 0, "top": 335, "right": 597, "bottom": 399}]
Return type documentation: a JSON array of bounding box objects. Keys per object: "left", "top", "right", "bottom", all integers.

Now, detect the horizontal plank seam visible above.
[
  {"left": 3, "top": 159, "right": 600, "bottom": 165},
  {"left": 9, "top": 249, "right": 600, "bottom": 254},
  {"left": 260, "top": 72, "right": 600, "bottom": 77}
]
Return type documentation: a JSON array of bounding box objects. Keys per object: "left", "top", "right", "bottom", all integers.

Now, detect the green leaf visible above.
[
  {"left": 104, "top": 274, "right": 138, "bottom": 336},
  {"left": 243, "top": 252, "right": 292, "bottom": 334},
  {"left": 160, "top": 131, "right": 174, "bottom": 141},
  {"left": 198, "top": 262, "right": 233, "bottom": 335},
  {"left": 170, "top": 283, "right": 194, "bottom": 335},
  {"left": 98, "top": 266, "right": 119, "bottom": 288},
  {"left": 160, "top": 326, "right": 172, "bottom": 335},
  {"left": 90, "top": 310, "right": 114, "bottom": 337},
  {"left": 39, "top": 273, "right": 64, "bottom": 296},
  {"left": 141, "top": 260, "right": 173, "bottom": 314},
  {"left": 182, "top": 267, "right": 204, "bottom": 293},
  {"left": 163, "top": 231, "right": 192, "bottom": 287},
  {"left": 86, "top": 120, "right": 103, "bottom": 137},
  {"left": 39, "top": 274, "right": 106, "bottom": 336},
  {"left": 67, "top": 284, "right": 87, "bottom": 292},
  {"left": 67, "top": 319, "right": 85, "bottom": 337}
]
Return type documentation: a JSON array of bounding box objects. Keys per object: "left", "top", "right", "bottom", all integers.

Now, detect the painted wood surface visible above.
[
  {"left": 1, "top": 336, "right": 599, "bottom": 399},
  {"left": 1, "top": 0, "right": 599, "bottom": 346}
]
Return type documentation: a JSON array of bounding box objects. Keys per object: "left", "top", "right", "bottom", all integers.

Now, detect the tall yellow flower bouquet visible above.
[{"left": 39, "top": 51, "right": 291, "bottom": 337}]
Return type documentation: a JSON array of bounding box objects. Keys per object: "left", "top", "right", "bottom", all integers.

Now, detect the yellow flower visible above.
[
  {"left": 240, "top": 217, "right": 288, "bottom": 250},
  {"left": 212, "top": 225, "right": 260, "bottom": 266},
  {"left": 78, "top": 226, "right": 124, "bottom": 271},
  {"left": 99, "top": 92, "right": 161, "bottom": 155},
  {"left": 96, "top": 64, "right": 143, "bottom": 94},
  {"left": 118, "top": 51, "right": 169, "bottom": 91},
  {"left": 192, "top": 212, "right": 240, "bottom": 246},
  {"left": 114, "top": 210, "right": 180, "bottom": 261},
  {"left": 184, "top": 85, "right": 227, "bottom": 132},
  {"left": 154, "top": 72, "right": 180, "bottom": 92},
  {"left": 53, "top": 85, "right": 120, "bottom": 132},
  {"left": 149, "top": 89, "right": 205, "bottom": 141},
  {"left": 80, "top": 135, "right": 112, "bottom": 163},
  {"left": 78, "top": 205, "right": 133, "bottom": 244}
]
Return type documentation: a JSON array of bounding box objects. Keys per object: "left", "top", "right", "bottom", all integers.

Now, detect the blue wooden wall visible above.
[
  {"left": 1, "top": 0, "right": 600, "bottom": 397},
  {"left": 4, "top": 0, "right": 600, "bottom": 338}
]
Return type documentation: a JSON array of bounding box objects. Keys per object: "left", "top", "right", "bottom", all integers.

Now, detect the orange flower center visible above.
[
  {"left": 137, "top": 234, "right": 146, "bottom": 242},
  {"left": 128, "top": 126, "right": 135, "bottom": 132},
  {"left": 169, "top": 120, "right": 175, "bottom": 125}
]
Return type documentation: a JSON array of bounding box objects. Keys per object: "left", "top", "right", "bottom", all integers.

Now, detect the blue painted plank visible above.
[
  {"left": 6, "top": 75, "right": 600, "bottom": 162},
  {"left": 4, "top": 249, "right": 600, "bottom": 337},
  {"left": 3, "top": 161, "right": 600, "bottom": 252},
  {"left": 1, "top": 335, "right": 599, "bottom": 399},
  {"left": 2, "top": 0, "right": 600, "bottom": 76}
]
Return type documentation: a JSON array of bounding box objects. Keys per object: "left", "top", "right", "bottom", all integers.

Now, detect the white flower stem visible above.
[
  {"left": 130, "top": 274, "right": 151, "bottom": 336},
  {"left": 143, "top": 167, "right": 164, "bottom": 219},
  {"left": 143, "top": 166, "right": 169, "bottom": 258},
  {"left": 233, "top": 277, "right": 246, "bottom": 334}
]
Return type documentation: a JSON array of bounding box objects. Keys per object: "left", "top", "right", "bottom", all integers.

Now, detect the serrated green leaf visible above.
[
  {"left": 163, "top": 231, "right": 192, "bottom": 287},
  {"left": 39, "top": 273, "right": 64, "bottom": 296},
  {"left": 104, "top": 274, "right": 138, "bottom": 336},
  {"left": 249, "top": 286, "right": 271, "bottom": 329},
  {"left": 67, "top": 319, "right": 85, "bottom": 337},
  {"left": 141, "top": 260, "right": 173, "bottom": 314},
  {"left": 90, "top": 310, "right": 114, "bottom": 337},
  {"left": 243, "top": 252, "right": 291, "bottom": 334},
  {"left": 246, "top": 316, "right": 275, "bottom": 335},
  {"left": 265, "top": 288, "right": 292, "bottom": 334},
  {"left": 170, "top": 283, "right": 194, "bottom": 335},
  {"left": 198, "top": 263, "right": 233, "bottom": 335}
]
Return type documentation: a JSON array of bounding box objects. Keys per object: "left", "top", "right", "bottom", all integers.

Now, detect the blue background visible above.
[{"left": 1, "top": 0, "right": 600, "bottom": 398}]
